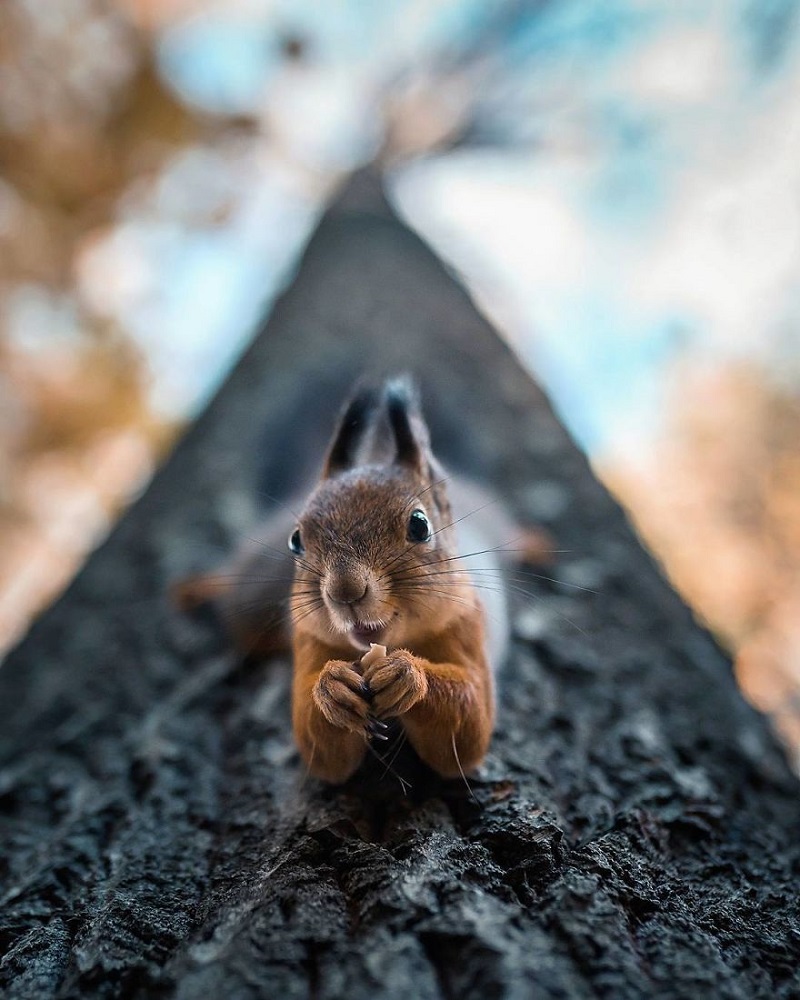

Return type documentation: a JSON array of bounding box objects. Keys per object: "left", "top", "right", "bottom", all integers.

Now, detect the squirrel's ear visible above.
[
  {"left": 385, "top": 376, "right": 430, "bottom": 474},
  {"left": 321, "top": 384, "right": 380, "bottom": 478}
]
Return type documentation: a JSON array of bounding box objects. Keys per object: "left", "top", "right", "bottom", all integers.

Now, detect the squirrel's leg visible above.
[
  {"left": 361, "top": 620, "right": 494, "bottom": 779},
  {"left": 402, "top": 659, "right": 494, "bottom": 778},
  {"left": 292, "top": 635, "right": 370, "bottom": 783}
]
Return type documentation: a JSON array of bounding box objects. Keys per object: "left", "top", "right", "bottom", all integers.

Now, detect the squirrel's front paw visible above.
[
  {"left": 362, "top": 650, "right": 428, "bottom": 719},
  {"left": 312, "top": 660, "right": 370, "bottom": 734}
]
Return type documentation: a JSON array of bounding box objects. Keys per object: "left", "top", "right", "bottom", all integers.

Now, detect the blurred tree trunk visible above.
[{"left": 1, "top": 171, "right": 799, "bottom": 1000}]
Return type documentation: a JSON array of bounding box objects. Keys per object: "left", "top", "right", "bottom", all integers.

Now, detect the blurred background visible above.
[{"left": 0, "top": 0, "right": 798, "bottom": 767}]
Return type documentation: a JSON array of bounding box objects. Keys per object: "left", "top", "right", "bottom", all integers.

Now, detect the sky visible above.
[{"left": 71, "top": 0, "right": 800, "bottom": 460}]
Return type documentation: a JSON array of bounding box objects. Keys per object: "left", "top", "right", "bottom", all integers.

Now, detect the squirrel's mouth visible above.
[{"left": 348, "top": 621, "right": 386, "bottom": 651}]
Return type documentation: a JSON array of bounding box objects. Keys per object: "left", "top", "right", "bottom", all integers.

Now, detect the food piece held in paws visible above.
[
  {"left": 360, "top": 644, "right": 389, "bottom": 739},
  {"left": 360, "top": 643, "right": 387, "bottom": 669}
]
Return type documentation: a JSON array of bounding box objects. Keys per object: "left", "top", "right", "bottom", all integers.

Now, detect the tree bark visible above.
[{"left": 1, "top": 171, "right": 799, "bottom": 1000}]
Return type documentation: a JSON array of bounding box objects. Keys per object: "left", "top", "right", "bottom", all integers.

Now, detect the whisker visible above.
[
  {"left": 179, "top": 574, "right": 301, "bottom": 589},
  {"left": 380, "top": 728, "right": 408, "bottom": 780},
  {"left": 379, "top": 541, "right": 418, "bottom": 578},
  {"left": 429, "top": 498, "right": 503, "bottom": 539},
  {"left": 253, "top": 489, "right": 303, "bottom": 521},
  {"left": 451, "top": 732, "right": 478, "bottom": 806},
  {"left": 241, "top": 534, "right": 323, "bottom": 578},
  {"left": 391, "top": 583, "right": 507, "bottom": 629},
  {"left": 290, "top": 603, "right": 328, "bottom": 628},
  {"left": 498, "top": 570, "right": 598, "bottom": 595},
  {"left": 410, "top": 476, "right": 451, "bottom": 505},
  {"left": 367, "top": 740, "right": 411, "bottom": 794},
  {"left": 390, "top": 567, "right": 589, "bottom": 636},
  {"left": 237, "top": 543, "right": 295, "bottom": 563},
  {"left": 402, "top": 564, "right": 599, "bottom": 596}
]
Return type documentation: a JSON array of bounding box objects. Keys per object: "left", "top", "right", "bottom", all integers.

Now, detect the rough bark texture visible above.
[{"left": 1, "top": 173, "right": 799, "bottom": 1000}]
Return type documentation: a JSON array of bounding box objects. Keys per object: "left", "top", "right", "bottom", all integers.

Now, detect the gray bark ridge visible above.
[{"left": 1, "top": 170, "right": 799, "bottom": 1000}]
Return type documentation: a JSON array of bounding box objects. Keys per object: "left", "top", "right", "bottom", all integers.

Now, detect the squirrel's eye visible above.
[
  {"left": 288, "top": 528, "right": 304, "bottom": 556},
  {"left": 407, "top": 509, "right": 431, "bottom": 543}
]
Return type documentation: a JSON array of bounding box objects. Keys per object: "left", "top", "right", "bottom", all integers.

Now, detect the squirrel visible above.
[{"left": 175, "top": 376, "right": 548, "bottom": 785}]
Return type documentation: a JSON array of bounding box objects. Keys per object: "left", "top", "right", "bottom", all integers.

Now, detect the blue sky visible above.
[{"left": 79, "top": 0, "right": 800, "bottom": 460}]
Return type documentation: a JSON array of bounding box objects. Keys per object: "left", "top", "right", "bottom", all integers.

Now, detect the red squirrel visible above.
[{"left": 176, "top": 377, "right": 544, "bottom": 785}]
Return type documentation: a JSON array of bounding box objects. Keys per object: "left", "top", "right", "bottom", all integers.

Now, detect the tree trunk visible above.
[{"left": 1, "top": 171, "right": 798, "bottom": 1000}]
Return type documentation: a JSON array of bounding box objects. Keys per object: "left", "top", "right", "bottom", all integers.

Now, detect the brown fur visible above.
[
  {"left": 177, "top": 379, "right": 498, "bottom": 784},
  {"left": 285, "top": 380, "right": 495, "bottom": 784}
]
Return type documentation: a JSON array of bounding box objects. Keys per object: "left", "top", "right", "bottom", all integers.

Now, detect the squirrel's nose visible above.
[{"left": 325, "top": 573, "right": 369, "bottom": 606}]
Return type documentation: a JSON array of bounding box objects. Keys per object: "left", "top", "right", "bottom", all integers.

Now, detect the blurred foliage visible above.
[
  {"left": 608, "top": 365, "right": 800, "bottom": 761},
  {"left": 0, "top": 0, "right": 193, "bottom": 647}
]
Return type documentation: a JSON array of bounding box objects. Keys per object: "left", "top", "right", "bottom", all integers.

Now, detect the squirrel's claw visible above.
[{"left": 366, "top": 719, "right": 390, "bottom": 741}]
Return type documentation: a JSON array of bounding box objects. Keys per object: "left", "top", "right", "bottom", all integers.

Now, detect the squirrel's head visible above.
[{"left": 288, "top": 377, "right": 472, "bottom": 652}]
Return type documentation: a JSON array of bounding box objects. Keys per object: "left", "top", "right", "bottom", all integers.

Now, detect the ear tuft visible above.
[
  {"left": 384, "top": 375, "right": 429, "bottom": 472},
  {"left": 322, "top": 384, "right": 381, "bottom": 477}
]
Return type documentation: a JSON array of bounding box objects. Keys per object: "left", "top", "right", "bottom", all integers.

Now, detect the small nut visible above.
[{"left": 360, "top": 642, "right": 387, "bottom": 668}]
